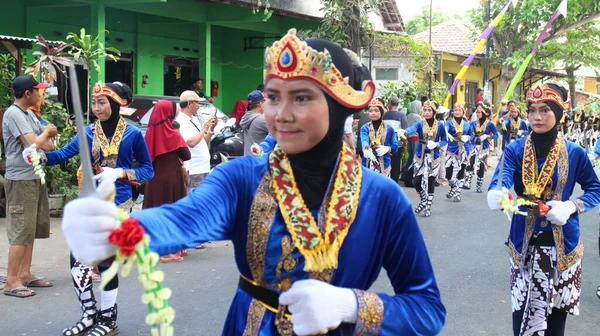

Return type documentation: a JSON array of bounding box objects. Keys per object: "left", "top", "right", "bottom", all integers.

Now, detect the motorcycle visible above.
[{"left": 209, "top": 118, "right": 243, "bottom": 169}]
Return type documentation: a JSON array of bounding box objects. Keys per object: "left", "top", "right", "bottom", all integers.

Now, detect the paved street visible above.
[{"left": 1, "top": 163, "right": 600, "bottom": 335}]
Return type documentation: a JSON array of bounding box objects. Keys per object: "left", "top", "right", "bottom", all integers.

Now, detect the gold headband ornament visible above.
[
  {"left": 92, "top": 82, "right": 128, "bottom": 106},
  {"left": 368, "top": 99, "right": 385, "bottom": 110},
  {"left": 264, "top": 28, "right": 375, "bottom": 109},
  {"left": 421, "top": 100, "right": 438, "bottom": 114},
  {"left": 526, "top": 82, "right": 570, "bottom": 111}
]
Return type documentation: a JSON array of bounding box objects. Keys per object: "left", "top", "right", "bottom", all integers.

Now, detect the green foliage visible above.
[
  {"left": 251, "top": 0, "right": 273, "bottom": 21},
  {"left": 405, "top": 6, "right": 451, "bottom": 35},
  {"left": 67, "top": 28, "right": 120, "bottom": 73},
  {"left": 378, "top": 80, "right": 448, "bottom": 107},
  {"left": 40, "top": 93, "right": 78, "bottom": 201},
  {"left": 0, "top": 53, "right": 16, "bottom": 108}
]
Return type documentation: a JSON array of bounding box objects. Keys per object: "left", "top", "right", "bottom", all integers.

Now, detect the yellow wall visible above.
[
  {"left": 439, "top": 53, "right": 501, "bottom": 107},
  {"left": 584, "top": 77, "right": 598, "bottom": 94}
]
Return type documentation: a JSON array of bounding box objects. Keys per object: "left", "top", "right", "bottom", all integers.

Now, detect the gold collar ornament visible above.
[
  {"left": 264, "top": 28, "right": 375, "bottom": 109},
  {"left": 526, "top": 81, "right": 571, "bottom": 111},
  {"left": 92, "top": 82, "right": 128, "bottom": 106}
]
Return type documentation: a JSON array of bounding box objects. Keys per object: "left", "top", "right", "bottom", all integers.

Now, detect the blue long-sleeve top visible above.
[
  {"left": 594, "top": 136, "right": 600, "bottom": 157},
  {"left": 258, "top": 133, "right": 277, "bottom": 153},
  {"left": 44, "top": 123, "right": 154, "bottom": 206},
  {"left": 489, "top": 137, "right": 600, "bottom": 271},
  {"left": 131, "top": 155, "right": 446, "bottom": 335},
  {"left": 359, "top": 122, "right": 399, "bottom": 169},
  {"left": 445, "top": 118, "right": 473, "bottom": 156},
  {"left": 470, "top": 119, "right": 498, "bottom": 151},
  {"left": 502, "top": 117, "right": 529, "bottom": 144},
  {"left": 405, "top": 119, "right": 447, "bottom": 161}
]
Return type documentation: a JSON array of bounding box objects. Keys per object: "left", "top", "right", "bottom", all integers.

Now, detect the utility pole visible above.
[
  {"left": 428, "top": 0, "right": 433, "bottom": 98},
  {"left": 483, "top": 0, "right": 491, "bottom": 102}
]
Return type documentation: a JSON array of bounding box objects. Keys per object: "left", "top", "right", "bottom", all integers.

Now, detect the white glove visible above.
[
  {"left": 279, "top": 279, "right": 357, "bottom": 336},
  {"left": 396, "top": 129, "right": 407, "bottom": 140},
  {"left": 487, "top": 187, "right": 509, "bottom": 210},
  {"left": 426, "top": 140, "right": 437, "bottom": 150},
  {"left": 546, "top": 200, "right": 576, "bottom": 226},
  {"left": 93, "top": 167, "right": 124, "bottom": 184},
  {"left": 62, "top": 180, "right": 119, "bottom": 266},
  {"left": 460, "top": 135, "right": 470, "bottom": 142},
  {"left": 364, "top": 147, "right": 377, "bottom": 163},
  {"left": 375, "top": 146, "right": 390, "bottom": 156},
  {"left": 250, "top": 143, "right": 265, "bottom": 156},
  {"left": 517, "top": 130, "right": 524, "bottom": 136},
  {"left": 22, "top": 144, "right": 36, "bottom": 165},
  {"left": 479, "top": 134, "right": 489, "bottom": 141}
]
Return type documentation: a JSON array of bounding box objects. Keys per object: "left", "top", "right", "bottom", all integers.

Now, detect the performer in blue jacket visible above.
[
  {"left": 61, "top": 29, "right": 446, "bottom": 336},
  {"left": 444, "top": 102, "right": 473, "bottom": 202},
  {"left": 25, "top": 82, "right": 154, "bottom": 336},
  {"left": 501, "top": 104, "right": 529, "bottom": 150},
  {"left": 359, "top": 99, "right": 398, "bottom": 177},
  {"left": 488, "top": 82, "right": 600, "bottom": 336},
  {"left": 465, "top": 103, "right": 498, "bottom": 193},
  {"left": 404, "top": 100, "right": 447, "bottom": 217}
]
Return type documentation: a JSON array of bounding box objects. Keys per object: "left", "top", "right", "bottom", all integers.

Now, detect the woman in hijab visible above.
[
  {"left": 464, "top": 103, "right": 498, "bottom": 193},
  {"left": 359, "top": 99, "right": 398, "bottom": 177},
  {"left": 61, "top": 29, "right": 446, "bottom": 335},
  {"left": 444, "top": 102, "right": 473, "bottom": 202},
  {"left": 26, "top": 81, "right": 154, "bottom": 336},
  {"left": 488, "top": 82, "right": 600, "bottom": 336},
  {"left": 404, "top": 100, "right": 447, "bottom": 217},
  {"left": 143, "top": 100, "right": 191, "bottom": 262}
]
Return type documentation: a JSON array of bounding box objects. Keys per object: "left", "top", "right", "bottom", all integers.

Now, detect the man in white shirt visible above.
[
  {"left": 175, "top": 91, "right": 216, "bottom": 192},
  {"left": 343, "top": 115, "right": 355, "bottom": 152}
]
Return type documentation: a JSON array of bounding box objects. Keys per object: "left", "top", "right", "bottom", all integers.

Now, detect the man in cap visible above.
[
  {"left": 383, "top": 96, "right": 408, "bottom": 184},
  {"left": 240, "top": 90, "right": 269, "bottom": 155},
  {"left": 2, "top": 75, "right": 57, "bottom": 298}
]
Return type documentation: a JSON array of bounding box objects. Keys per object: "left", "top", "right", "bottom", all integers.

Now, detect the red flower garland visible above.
[{"left": 108, "top": 218, "right": 145, "bottom": 256}]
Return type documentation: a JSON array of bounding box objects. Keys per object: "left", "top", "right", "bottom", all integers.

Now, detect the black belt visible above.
[{"left": 238, "top": 276, "right": 291, "bottom": 315}]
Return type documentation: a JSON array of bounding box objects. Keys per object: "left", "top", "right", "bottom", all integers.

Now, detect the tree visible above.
[
  {"left": 540, "top": 23, "right": 600, "bottom": 107},
  {"left": 25, "top": 35, "right": 73, "bottom": 84},
  {"left": 67, "top": 28, "right": 120, "bottom": 122},
  {"left": 469, "top": 0, "right": 600, "bottom": 107},
  {"left": 405, "top": 6, "right": 451, "bottom": 35}
]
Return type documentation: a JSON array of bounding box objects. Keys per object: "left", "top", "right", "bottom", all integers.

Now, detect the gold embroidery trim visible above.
[
  {"left": 242, "top": 299, "right": 266, "bottom": 336},
  {"left": 125, "top": 169, "right": 137, "bottom": 181},
  {"left": 368, "top": 121, "right": 387, "bottom": 146},
  {"left": 573, "top": 199, "right": 585, "bottom": 214},
  {"left": 117, "top": 198, "right": 134, "bottom": 211},
  {"left": 522, "top": 135, "right": 562, "bottom": 198},
  {"left": 353, "top": 289, "right": 384, "bottom": 335}
]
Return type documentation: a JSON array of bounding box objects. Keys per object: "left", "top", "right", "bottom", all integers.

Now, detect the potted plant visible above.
[{"left": 40, "top": 95, "right": 79, "bottom": 216}]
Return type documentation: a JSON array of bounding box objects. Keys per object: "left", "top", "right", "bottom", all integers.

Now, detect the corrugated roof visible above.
[
  {"left": 413, "top": 19, "right": 479, "bottom": 56},
  {"left": 0, "top": 35, "right": 65, "bottom": 45}
]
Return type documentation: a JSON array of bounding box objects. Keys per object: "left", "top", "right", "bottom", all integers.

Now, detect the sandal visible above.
[
  {"left": 4, "top": 287, "right": 36, "bottom": 298},
  {"left": 160, "top": 254, "right": 184, "bottom": 263},
  {"left": 91, "top": 273, "right": 101, "bottom": 283},
  {"left": 22, "top": 277, "right": 53, "bottom": 288}
]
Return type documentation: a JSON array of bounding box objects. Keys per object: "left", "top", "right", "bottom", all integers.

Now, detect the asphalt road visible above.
[{"left": 1, "top": 164, "right": 600, "bottom": 335}]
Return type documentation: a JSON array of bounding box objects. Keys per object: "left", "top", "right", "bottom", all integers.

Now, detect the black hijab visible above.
[
  {"left": 528, "top": 83, "right": 566, "bottom": 158},
  {"left": 286, "top": 39, "right": 371, "bottom": 209},
  {"left": 101, "top": 82, "right": 132, "bottom": 137}
]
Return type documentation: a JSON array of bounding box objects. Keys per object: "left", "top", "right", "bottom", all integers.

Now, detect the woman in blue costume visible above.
[
  {"left": 404, "top": 100, "right": 447, "bottom": 217},
  {"left": 500, "top": 104, "right": 529, "bottom": 150},
  {"left": 27, "top": 82, "right": 154, "bottom": 336},
  {"left": 359, "top": 99, "right": 398, "bottom": 177},
  {"left": 444, "top": 102, "right": 473, "bottom": 202},
  {"left": 464, "top": 103, "right": 498, "bottom": 193},
  {"left": 61, "top": 29, "right": 446, "bottom": 336},
  {"left": 487, "top": 82, "right": 600, "bottom": 336}
]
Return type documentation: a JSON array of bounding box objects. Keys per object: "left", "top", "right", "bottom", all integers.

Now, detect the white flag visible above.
[{"left": 557, "top": 0, "right": 568, "bottom": 18}]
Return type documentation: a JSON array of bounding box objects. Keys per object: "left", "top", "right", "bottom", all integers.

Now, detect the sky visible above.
[{"left": 399, "top": 0, "right": 482, "bottom": 20}]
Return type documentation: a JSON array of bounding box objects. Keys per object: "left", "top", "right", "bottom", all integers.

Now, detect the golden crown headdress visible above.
[
  {"left": 369, "top": 98, "right": 385, "bottom": 110},
  {"left": 526, "top": 81, "right": 570, "bottom": 111},
  {"left": 92, "top": 82, "right": 128, "bottom": 106},
  {"left": 421, "top": 100, "right": 438, "bottom": 116},
  {"left": 264, "top": 28, "right": 375, "bottom": 109}
]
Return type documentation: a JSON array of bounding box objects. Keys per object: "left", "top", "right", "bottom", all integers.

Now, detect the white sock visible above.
[{"left": 101, "top": 288, "right": 118, "bottom": 315}]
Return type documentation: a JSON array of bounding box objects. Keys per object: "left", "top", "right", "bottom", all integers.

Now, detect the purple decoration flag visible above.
[
  {"left": 461, "top": 54, "right": 477, "bottom": 67},
  {"left": 449, "top": 78, "right": 461, "bottom": 95}
]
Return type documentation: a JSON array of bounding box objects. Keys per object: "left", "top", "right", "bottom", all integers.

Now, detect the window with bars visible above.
[{"left": 375, "top": 68, "right": 399, "bottom": 81}]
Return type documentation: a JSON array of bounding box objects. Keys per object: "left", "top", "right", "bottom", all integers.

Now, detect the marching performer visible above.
[
  {"left": 501, "top": 105, "right": 529, "bottom": 150},
  {"left": 60, "top": 30, "right": 446, "bottom": 335},
  {"left": 585, "top": 108, "right": 598, "bottom": 149},
  {"left": 488, "top": 82, "right": 600, "bottom": 336},
  {"left": 466, "top": 103, "right": 498, "bottom": 193},
  {"left": 557, "top": 111, "right": 570, "bottom": 137},
  {"left": 570, "top": 108, "right": 584, "bottom": 145},
  {"left": 404, "top": 100, "right": 447, "bottom": 217},
  {"left": 444, "top": 102, "right": 473, "bottom": 202},
  {"left": 26, "top": 82, "right": 154, "bottom": 336},
  {"left": 360, "top": 99, "right": 399, "bottom": 177}
]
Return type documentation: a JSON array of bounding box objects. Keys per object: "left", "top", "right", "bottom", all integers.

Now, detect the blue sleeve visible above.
[
  {"left": 360, "top": 124, "right": 370, "bottom": 150},
  {"left": 130, "top": 131, "right": 154, "bottom": 182},
  {"left": 438, "top": 124, "right": 447, "bottom": 147},
  {"left": 572, "top": 146, "right": 600, "bottom": 214},
  {"left": 259, "top": 133, "right": 277, "bottom": 153},
  {"left": 404, "top": 121, "right": 419, "bottom": 136},
  {"left": 388, "top": 127, "right": 398, "bottom": 153},
  {"left": 594, "top": 137, "right": 600, "bottom": 157},
  {"left": 466, "top": 121, "right": 474, "bottom": 141},
  {"left": 488, "top": 144, "right": 518, "bottom": 191},
  {"left": 489, "top": 122, "right": 499, "bottom": 140},
  {"left": 131, "top": 161, "right": 242, "bottom": 255},
  {"left": 521, "top": 120, "right": 530, "bottom": 135},
  {"left": 374, "top": 194, "right": 446, "bottom": 334},
  {"left": 44, "top": 134, "right": 80, "bottom": 166}
]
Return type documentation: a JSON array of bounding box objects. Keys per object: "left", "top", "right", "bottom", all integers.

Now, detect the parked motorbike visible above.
[{"left": 210, "top": 118, "right": 243, "bottom": 169}]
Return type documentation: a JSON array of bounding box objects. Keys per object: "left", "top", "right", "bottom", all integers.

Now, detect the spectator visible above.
[
  {"left": 383, "top": 96, "right": 408, "bottom": 184},
  {"left": 191, "top": 77, "right": 213, "bottom": 103},
  {"left": 2, "top": 75, "right": 56, "bottom": 298},
  {"left": 240, "top": 90, "right": 269, "bottom": 155},
  {"left": 476, "top": 88, "right": 484, "bottom": 103}
]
